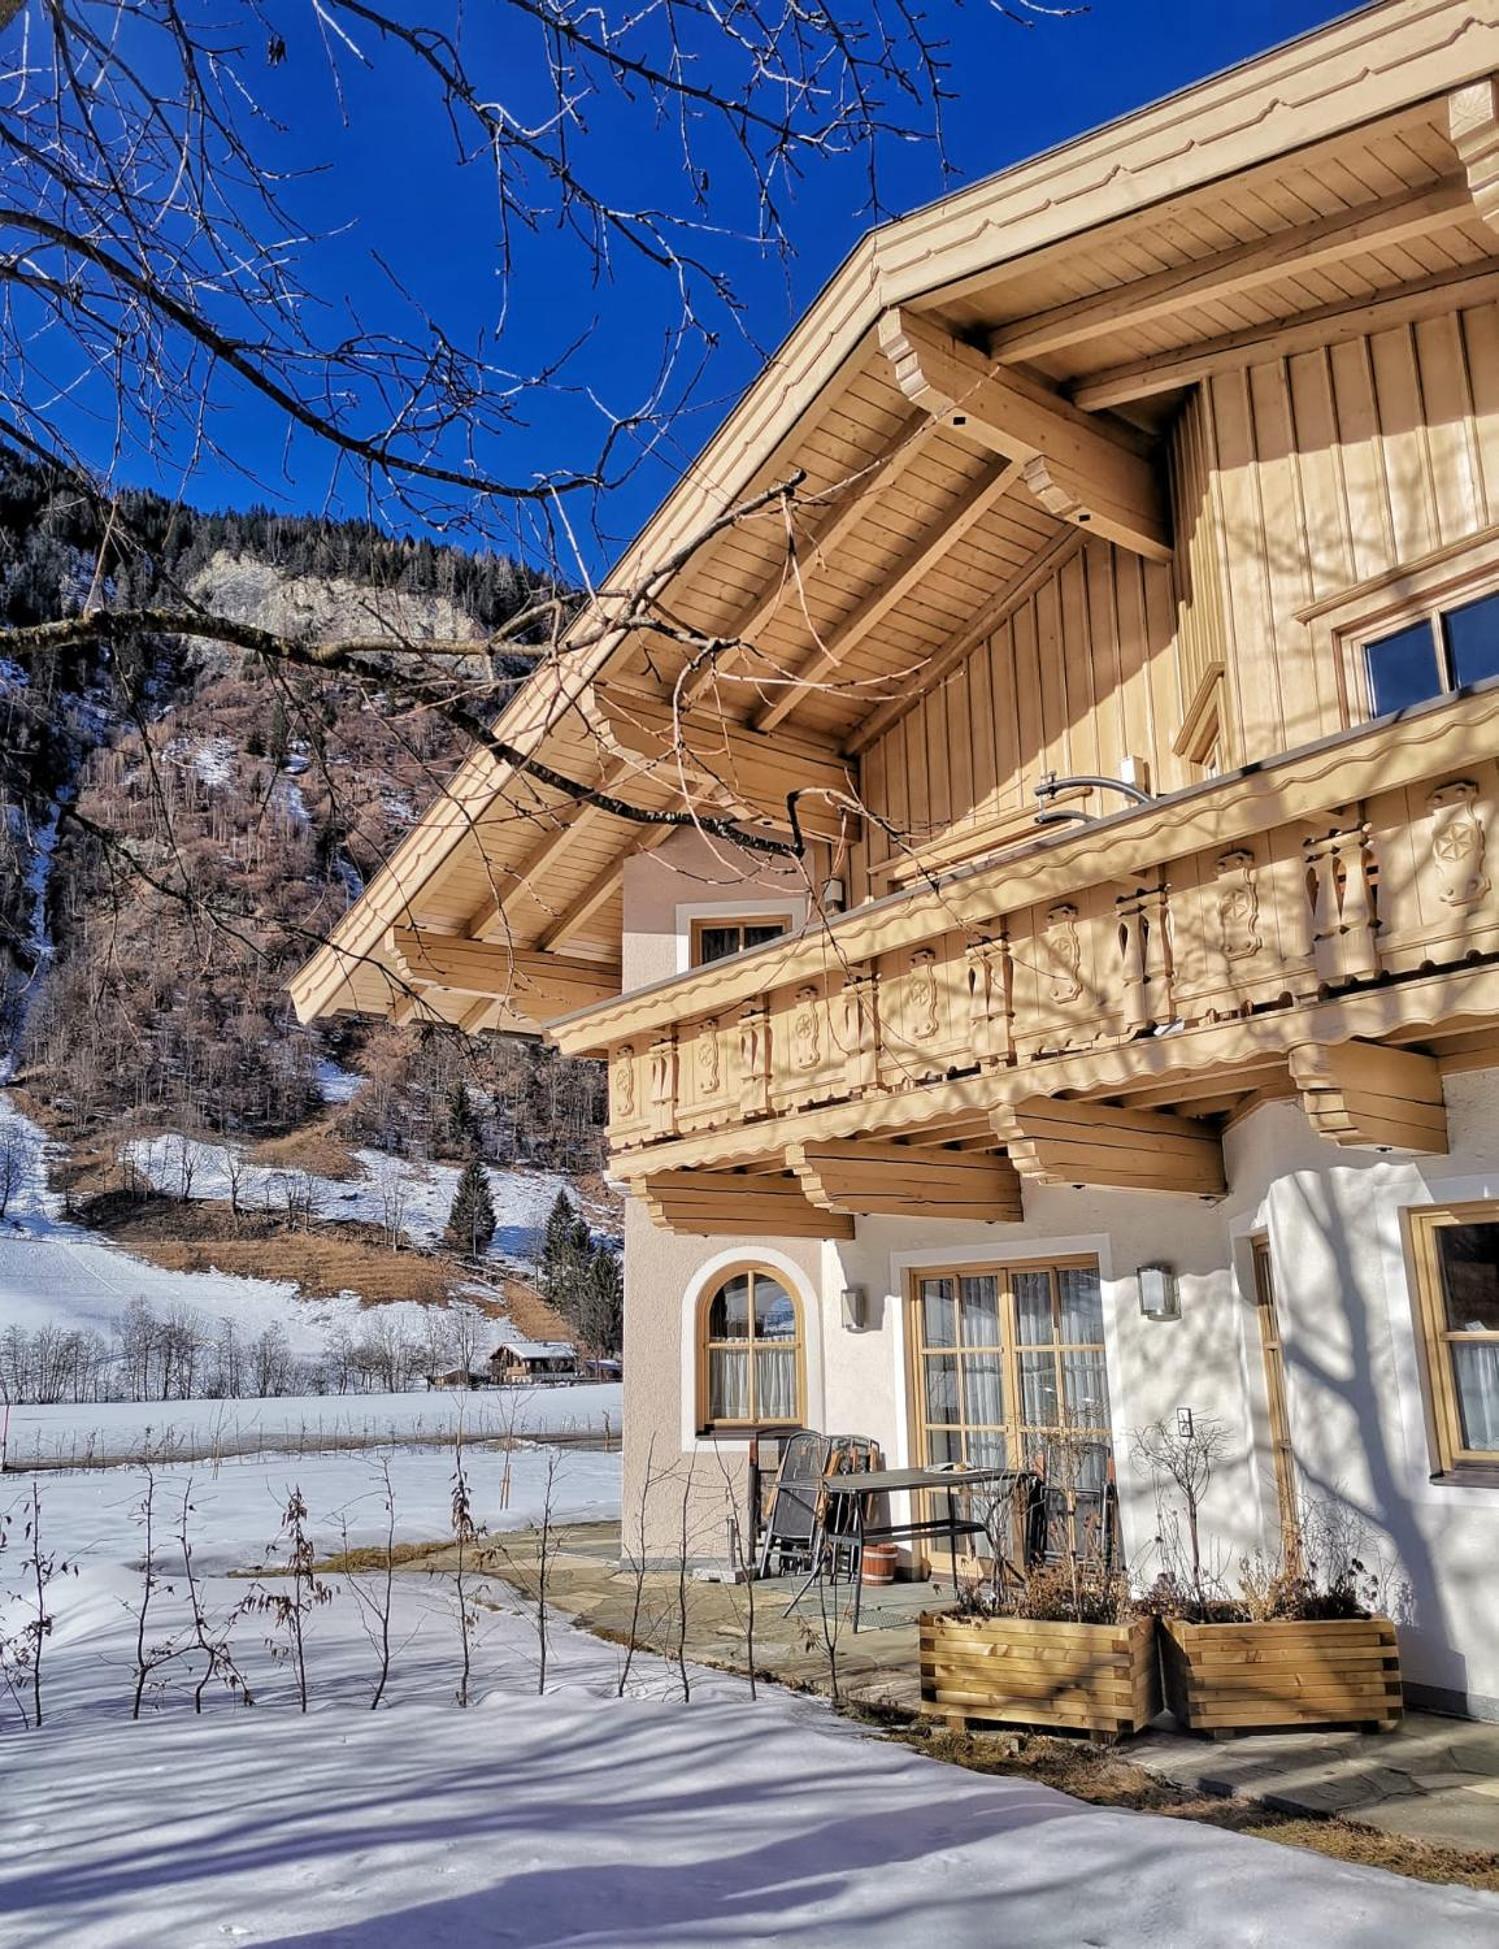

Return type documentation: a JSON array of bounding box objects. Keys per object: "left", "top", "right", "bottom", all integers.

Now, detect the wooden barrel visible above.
[{"left": 861, "top": 1542, "right": 899, "bottom": 1586}]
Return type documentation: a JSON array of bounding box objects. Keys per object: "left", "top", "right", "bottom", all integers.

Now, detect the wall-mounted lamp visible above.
[
  {"left": 841, "top": 1285, "right": 870, "bottom": 1332},
  {"left": 1136, "top": 1262, "right": 1180, "bottom": 1322}
]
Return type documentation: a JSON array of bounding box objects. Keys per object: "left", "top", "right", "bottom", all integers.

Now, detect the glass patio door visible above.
[{"left": 909, "top": 1258, "right": 1115, "bottom": 1564}]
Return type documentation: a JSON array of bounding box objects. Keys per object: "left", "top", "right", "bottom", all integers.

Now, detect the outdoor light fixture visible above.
[
  {"left": 841, "top": 1285, "right": 869, "bottom": 1331},
  {"left": 1137, "top": 1262, "right": 1180, "bottom": 1322}
]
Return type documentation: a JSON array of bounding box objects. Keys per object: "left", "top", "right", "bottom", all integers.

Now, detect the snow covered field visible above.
[
  {"left": 2, "top": 1385, "right": 623, "bottom": 1467},
  {"left": 3, "top": 1442, "right": 1497, "bottom": 1945}
]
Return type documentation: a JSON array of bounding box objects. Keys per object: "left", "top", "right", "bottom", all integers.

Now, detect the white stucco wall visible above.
[{"left": 619, "top": 829, "right": 809, "bottom": 993}]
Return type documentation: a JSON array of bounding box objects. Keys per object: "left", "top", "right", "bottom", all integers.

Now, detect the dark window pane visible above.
[
  {"left": 709, "top": 1273, "right": 750, "bottom": 1340},
  {"left": 1445, "top": 591, "right": 1499, "bottom": 690},
  {"left": 696, "top": 926, "right": 741, "bottom": 965},
  {"left": 1365, "top": 621, "right": 1441, "bottom": 716},
  {"left": 1436, "top": 1224, "right": 1499, "bottom": 1333},
  {"left": 744, "top": 922, "right": 787, "bottom": 950}
]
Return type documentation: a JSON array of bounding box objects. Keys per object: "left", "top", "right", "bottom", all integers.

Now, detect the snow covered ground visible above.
[
  {"left": 0, "top": 1092, "right": 599, "bottom": 1370},
  {"left": 3, "top": 1445, "right": 1497, "bottom": 1945},
  {"left": 5, "top": 1385, "right": 623, "bottom": 1467}
]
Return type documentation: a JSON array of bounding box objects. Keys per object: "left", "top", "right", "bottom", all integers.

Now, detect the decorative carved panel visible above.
[{"left": 1428, "top": 780, "right": 1490, "bottom": 909}]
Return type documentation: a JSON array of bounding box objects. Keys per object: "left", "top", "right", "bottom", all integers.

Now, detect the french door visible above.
[{"left": 907, "top": 1258, "right": 1115, "bottom": 1564}]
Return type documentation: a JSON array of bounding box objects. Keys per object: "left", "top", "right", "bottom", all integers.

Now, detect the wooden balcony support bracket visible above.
[
  {"left": 640, "top": 1169, "right": 854, "bottom": 1239},
  {"left": 991, "top": 1096, "right": 1227, "bottom": 1196},
  {"left": 788, "top": 1139, "right": 1024, "bottom": 1221},
  {"left": 1450, "top": 77, "right": 1499, "bottom": 237},
  {"left": 1289, "top": 1040, "right": 1449, "bottom": 1155},
  {"left": 387, "top": 926, "right": 620, "bottom": 1017},
  {"left": 875, "top": 307, "right": 1170, "bottom": 562}
]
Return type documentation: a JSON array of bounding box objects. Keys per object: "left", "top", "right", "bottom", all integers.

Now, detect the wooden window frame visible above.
[
  {"left": 688, "top": 914, "right": 794, "bottom": 970},
  {"left": 1173, "top": 661, "right": 1226, "bottom": 776},
  {"left": 695, "top": 1263, "right": 806, "bottom": 1437},
  {"left": 1298, "top": 523, "right": 1499, "bottom": 728},
  {"left": 903, "top": 1254, "right": 1113, "bottom": 1475},
  {"left": 1403, "top": 1201, "right": 1499, "bottom": 1480}
]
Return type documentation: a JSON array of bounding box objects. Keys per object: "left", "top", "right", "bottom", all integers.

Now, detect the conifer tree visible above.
[
  {"left": 447, "top": 1080, "right": 478, "bottom": 1152},
  {"left": 444, "top": 1157, "right": 496, "bottom": 1259}
]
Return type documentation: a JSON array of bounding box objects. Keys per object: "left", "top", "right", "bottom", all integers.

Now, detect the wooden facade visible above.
[{"left": 290, "top": 1, "right": 1499, "bottom": 1240}]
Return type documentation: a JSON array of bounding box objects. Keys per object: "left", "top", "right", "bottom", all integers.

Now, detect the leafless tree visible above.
[
  {"left": 129, "top": 1465, "right": 182, "bottom": 1718},
  {"left": 176, "top": 1479, "right": 254, "bottom": 1712},
  {"left": 335, "top": 1458, "right": 400, "bottom": 1709},
  {"left": 448, "top": 1430, "right": 481, "bottom": 1707},
  {"left": 615, "top": 1434, "right": 659, "bottom": 1700},
  {"left": 240, "top": 1485, "right": 335, "bottom": 1711},
  {"left": 534, "top": 1446, "right": 563, "bottom": 1695},
  {"left": 0, "top": 1119, "right": 35, "bottom": 1220},
  {"left": 11, "top": 1480, "right": 73, "bottom": 1728}
]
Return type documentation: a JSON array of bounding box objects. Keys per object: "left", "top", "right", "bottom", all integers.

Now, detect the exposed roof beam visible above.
[
  {"left": 1450, "top": 77, "right": 1499, "bottom": 237},
  {"left": 753, "top": 456, "right": 1023, "bottom": 734},
  {"left": 596, "top": 684, "right": 856, "bottom": 839},
  {"left": 1290, "top": 1040, "right": 1448, "bottom": 1153},
  {"left": 991, "top": 1096, "right": 1225, "bottom": 1194},
  {"left": 876, "top": 307, "right": 1170, "bottom": 561},
  {"left": 789, "top": 1139, "right": 1023, "bottom": 1219},
  {"left": 641, "top": 1169, "right": 854, "bottom": 1239},
  {"left": 1073, "top": 263, "right": 1499, "bottom": 412},
  {"left": 388, "top": 926, "right": 620, "bottom": 1016},
  {"left": 990, "top": 177, "right": 1476, "bottom": 366}
]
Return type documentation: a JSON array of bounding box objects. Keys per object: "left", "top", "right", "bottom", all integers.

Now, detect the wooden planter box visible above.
[
  {"left": 919, "top": 1610, "right": 1161, "bottom": 1739},
  {"left": 1160, "top": 1617, "right": 1402, "bottom": 1735}
]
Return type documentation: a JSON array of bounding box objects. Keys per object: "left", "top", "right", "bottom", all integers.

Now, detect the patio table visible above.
[{"left": 817, "top": 1463, "right": 1021, "bottom": 1631}]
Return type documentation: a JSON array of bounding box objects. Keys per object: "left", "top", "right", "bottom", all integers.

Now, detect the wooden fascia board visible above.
[
  {"left": 547, "top": 680, "right": 1499, "bottom": 1054},
  {"left": 877, "top": 308, "right": 1170, "bottom": 562},
  {"left": 1072, "top": 262, "right": 1499, "bottom": 412},
  {"left": 1450, "top": 74, "right": 1499, "bottom": 234},
  {"left": 388, "top": 926, "right": 620, "bottom": 1009},
  {"left": 788, "top": 1138, "right": 1023, "bottom": 1219},
  {"left": 606, "top": 961, "right": 1499, "bottom": 1181},
  {"left": 989, "top": 176, "right": 1475, "bottom": 365},
  {"left": 752, "top": 457, "right": 1025, "bottom": 733}
]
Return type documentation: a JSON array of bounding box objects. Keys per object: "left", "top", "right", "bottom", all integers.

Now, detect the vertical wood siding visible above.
[{"left": 861, "top": 300, "right": 1499, "bottom": 875}]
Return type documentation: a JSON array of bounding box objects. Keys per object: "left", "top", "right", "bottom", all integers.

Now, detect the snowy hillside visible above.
[{"left": 121, "top": 1126, "right": 598, "bottom": 1274}]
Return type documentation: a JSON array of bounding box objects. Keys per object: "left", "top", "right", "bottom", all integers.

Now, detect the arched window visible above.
[{"left": 698, "top": 1267, "right": 803, "bottom": 1432}]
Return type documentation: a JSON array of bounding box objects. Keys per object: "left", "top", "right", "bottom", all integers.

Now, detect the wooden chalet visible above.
[{"left": 294, "top": 2, "right": 1499, "bottom": 1721}]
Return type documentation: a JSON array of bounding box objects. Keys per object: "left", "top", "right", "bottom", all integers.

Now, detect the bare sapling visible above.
[
  {"left": 241, "top": 1486, "right": 335, "bottom": 1711},
  {"left": 130, "top": 1465, "right": 183, "bottom": 1719},
  {"left": 534, "top": 1446, "right": 562, "bottom": 1696},
  {"left": 615, "top": 1436, "right": 657, "bottom": 1700},
  {"left": 711, "top": 1441, "right": 756, "bottom": 1700},
  {"left": 177, "top": 1481, "right": 253, "bottom": 1712},
  {"left": 673, "top": 1460, "right": 696, "bottom": 1704},
  {"left": 337, "top": 1457, "right": 399, "bottom": 1710},
  {"left": 1132, "top": 1415, "right": 1231, "bottom": 1615},
  {"left": 450, "top": 1432, "right": 482, "bottom": 1707},
  {"left": 15, "top": 1480, "right": 74, "bottom": 1729}
]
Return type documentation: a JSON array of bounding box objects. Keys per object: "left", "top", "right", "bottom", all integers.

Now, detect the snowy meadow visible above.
[{"left": 3, "top": 1431, "right": 1499, "bottom": 1946}]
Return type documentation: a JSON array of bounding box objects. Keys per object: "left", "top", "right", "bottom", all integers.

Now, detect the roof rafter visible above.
[
  {"left": 989, "top": 176, "right": 1476, "bottom": 367},
  {"left": 876, "top": 306, "right": 1171, "bottom": 561}
]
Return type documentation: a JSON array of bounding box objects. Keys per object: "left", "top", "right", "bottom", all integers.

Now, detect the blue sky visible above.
[{"left": 93, "top": 0, "right": 1358, "bottom": 571}]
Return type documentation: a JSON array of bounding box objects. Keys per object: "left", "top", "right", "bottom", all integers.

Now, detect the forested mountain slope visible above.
[{"left": 0, "top": 451, "right": 615, "bottom": 1385}]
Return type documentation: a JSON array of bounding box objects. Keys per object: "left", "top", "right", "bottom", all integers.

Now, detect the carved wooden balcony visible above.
[{"left": 551, "top": 689, "right": 1499, "bottom": 1221}]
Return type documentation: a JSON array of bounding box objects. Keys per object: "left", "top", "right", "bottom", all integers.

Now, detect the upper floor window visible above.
[
  {"left": 1406, "top": 1203, "right": 1499, "bottom": 1477},
  {"left": 697, "top": 1267, "right": 803, "bottom": 1432},
  {"left": 690, "top": 915, "right": 791, "bottom": 968},
  {"left": 1364, "top": 588, "right": 1499, "bottom": 718}
]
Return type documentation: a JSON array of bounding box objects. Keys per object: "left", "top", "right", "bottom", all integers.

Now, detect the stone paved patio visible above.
[{"left": 479, "top": 1520, "right": 1499, "bottom": 1860}]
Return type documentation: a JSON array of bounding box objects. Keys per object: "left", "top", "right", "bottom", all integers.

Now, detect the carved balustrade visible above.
[{"left": 603, "top": 757, "right": 1499, "bottom": 1154}]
